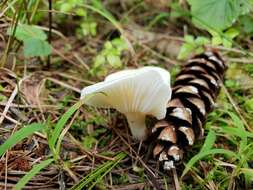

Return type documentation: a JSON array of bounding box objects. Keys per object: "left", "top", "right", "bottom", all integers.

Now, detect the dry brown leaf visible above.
[{"left": 19, "top": 72, "right": 48, "bottom": 106}]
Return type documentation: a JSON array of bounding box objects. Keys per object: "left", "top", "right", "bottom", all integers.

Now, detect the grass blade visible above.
[
  {"left": 14, "top": 158, "right": 54, "bottom": 190},
  {"left": 199, "top": 130, "right": 216, "bottom": 153},
  {"left": 88, "top": 152, "right": 126, "bottom": 190},
  {"left": 182, "top": 149, "right": 239, "bottom": 177},
  {"left": 48, "top": 99, "right": 84, "bottom": 151},
  {"left": 0, "top": 123, "right": 45, "bottom": 157},
  {"left": 71, "top": 152, "right": 126, "bottom": 190}
]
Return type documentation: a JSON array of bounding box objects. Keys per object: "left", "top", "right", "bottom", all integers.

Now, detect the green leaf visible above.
[
  {"left": 107, "top": 54, "right": 121, "bottom": 67},
  {"left": 104, "top": 41, "right": 113, "bottom": 49},
  {"left": 24, "top": 38, "right": 52, "bottom": 57},
  {"left": 184, "top": 35, "right": 194, "bottom": 43},
  {"left": 94, "top": 54, "right": 106, "bottom": 68},
  {"left": 81, "top": 22, "right": 97, "bottom": 36},
  {"left": 7, "top": 24, "right": 52, "bottom": 58},
  {"left": 188, "top": 0, "right": 240, "bottom": 31},
  {"left": 75, "top": 8, "right": 87, "bottom": 17},
  {"left": 111, "top": 38, "right": 128, "bottom": 51},
  {"left": 0, "top": 123, "right": 45, "bottom": 157},
  {"left": 195, "top": 36, "right": 210, "bottom": 45},
  {"left": 8, "top": 24, "right": 47, "bottom": 41},
  {"left": 14, "top": 158, "right": 54, "bottom": 190},
  {"left": 178, "top": 35, "right": 209, "bottom": 60},
  {"left": 210, "top": 28, "right": 239, "bottom": 48},
  {"left": 60, "top": 3, "right": 73, "bottom": 12},
  {"left": 177, "top": 43, "right": 194, "bottom": 60}
]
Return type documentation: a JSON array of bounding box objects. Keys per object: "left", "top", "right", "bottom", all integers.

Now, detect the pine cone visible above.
[{"left": 152, "top": 51, "right": 226, "bottom": 170}]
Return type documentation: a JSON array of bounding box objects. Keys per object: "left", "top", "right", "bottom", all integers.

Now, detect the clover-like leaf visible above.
[
  {"left": 8, "top": 24, "right": 47, "bottom": 41},
  {"left": 24, "top": 38, "right": 52, "bottom": 57},
  {"left": 8, "top": 24, "right": 52, "bottom": 58}
]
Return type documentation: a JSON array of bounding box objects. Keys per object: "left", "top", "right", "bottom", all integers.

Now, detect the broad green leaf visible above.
[
  {"left": 182, "top": 149, "right": 239, "bottom": 177},
  {"left": 24, "top": 38, "right": 52, "bottom": 57},
  {"left": 8, "top": 24, "right": 47, "bottom": 41},
  {"left": 188, "top": 0, "right": 240, "bottom": 31},
  {"left": 7, "top": 24, "right": 52, "bottom": 58},
  {"left": 14, "top": 158, "right": 54, "bottom": 190},
  {"left": 0, "top": 123, "right": 45, "bottom": 157}
]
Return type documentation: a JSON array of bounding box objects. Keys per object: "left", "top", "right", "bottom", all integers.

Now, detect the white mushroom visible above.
[{"left": 80, "top": 66, "right": 171, "bottom": 140}]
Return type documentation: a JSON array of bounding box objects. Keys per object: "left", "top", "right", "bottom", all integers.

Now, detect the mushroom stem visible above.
[{"left": 125, "top": 112, "right": 147, "bottom": 140}]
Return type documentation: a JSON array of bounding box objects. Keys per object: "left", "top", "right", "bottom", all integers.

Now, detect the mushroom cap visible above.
[{"left": 80, "top": 66, "right": 171, "bottom": 119}]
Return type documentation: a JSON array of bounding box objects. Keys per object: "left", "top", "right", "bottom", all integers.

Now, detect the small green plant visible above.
[
  {"left": 78, "top": 21, "right": 97, "bottom": 37},
  {"left": 177, "top": 35, "right": 210, "bottom": 59},
  {"left": 57, "top": 0, "right": 87, "bottom": 16},
  {"left": 91, "top": 37, "right": 128, "bottom": 76},
  {"left": 7, "top": 24, "right": 52, "bottom": 57},
  {"left": 210, "top": 27, "right": 240, "bottom": 48},
  {"left": 56, "top": 0, "right": 97, "bottom": 37}
]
